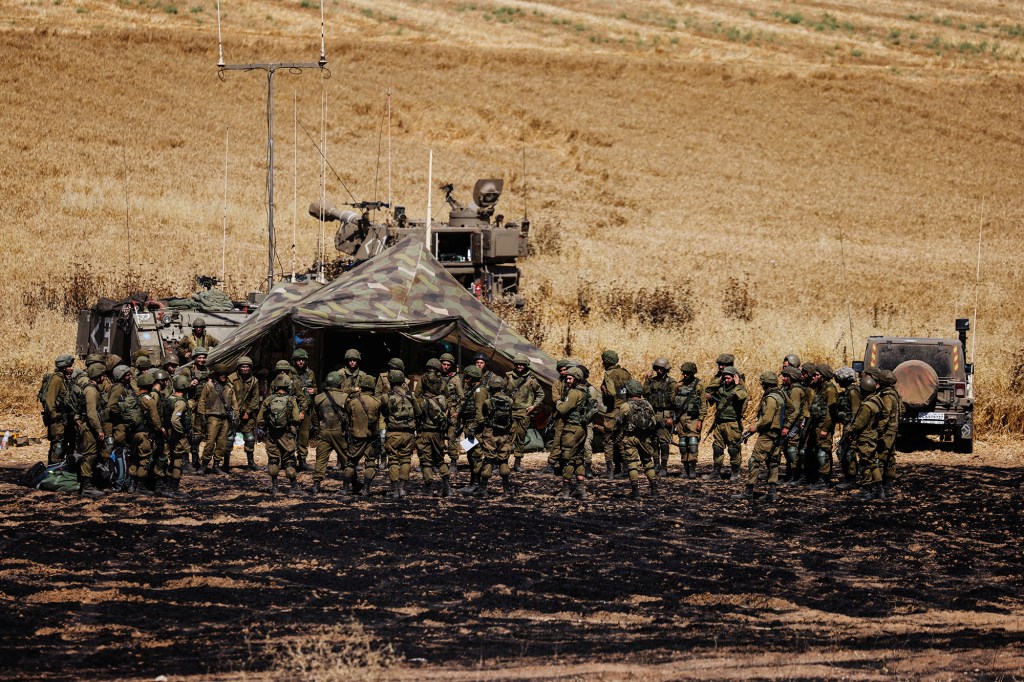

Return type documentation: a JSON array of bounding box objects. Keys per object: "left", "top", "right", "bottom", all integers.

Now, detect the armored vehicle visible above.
[
  {"left": 310, "top": 179, "right": 529, "bottom": 302},
  {"left": 854, "top": 319, "right": 974, "bottom": 453}
]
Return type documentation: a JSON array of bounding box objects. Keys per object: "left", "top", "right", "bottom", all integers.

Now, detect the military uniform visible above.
[
  {"left": 414, "top": 365, "right": 450, "bottom": 496},
  {"left": 345, "top": 377, "right": 381, "bottom": 496},
  {"left": 293, "top": 365, "right": 318, "bottom": 465},
  {"left": 197, "top": 374, "right": 236, "bottom": 473},
  {"left": 39, "top": 358, "right": 72, "bottom": 465},
  {"left": 506, "top": 358, "right": 543, "bottom": 473},
  {"left": 476, "top": 378, "right": 515, "bottom": 498},
  {"left": 311, "top": 382, "right": 350, "bottom": 490},
  {"left": 159, "top": 383, "right": 192, "bottom": 496},
  {"left": 546, "top": 362, "right": 571, "bottom": 472},
  {"left": 672, "top": 366, "right": 707, "bottom": 478},
  {"left": 848, "top": 377, "right": 885, "bottom": 498},
  {"left": 642, "top": 361, "right": 676, "bottom": 475},
  {"left": 553, "top": 368, "right": 589, "bottom": 498},
  {"left": 456, "top": 369, "right": 488, "bottom": 494},
  {"left": 707, "top": 369, "right": 748, "bottom": 479},
  {"left": 75, "top": 372, "right": 108, "bottom": 496},
  {"left": 619, "top": 386, "right": 658, "bottom": 499},
  {"left": 807, "top": 366, "right": 839, "bottom": 487},
  {"left": 782, "top": 372, "right": 811, "bottom": 482},
  {"left": 833, "top": 371, "right": 861, "bottom": 487},
  {"left": 877, "top": 371, "right": 901, "bottom": 494},
  {"left": 131, "top": 382, "right": 164, "bottom": 494},
  {"left": 177, "top": 356, "right": 210, "bottom": 469},
  {"left": 177, "top": 330, "right": 220, "bottom": 361},
  {"left": 256, "top": 382, "right": 302, "bottom": 494},
  {"left": 440, "top": 366, "right": 465, "bottom": 470},
  {"left": 599, "top": 351, "right": 632, "bottom": 477},
  {"left": 744, "top": 376, "right": 787, "bottom": 493},
  {"left": 381, "top": 370, "right": 420, "bottom": 498},
  {"left": 230, "top": 364, "right": 261, "bottom": 470}
]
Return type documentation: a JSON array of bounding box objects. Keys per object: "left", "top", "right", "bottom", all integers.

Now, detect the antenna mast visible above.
[
  {"left": 426, "top": 150, "right": 433, "bottom": 249},
  {"left": 217, "top": 0, "right": 328, "bottom": 292},
  {"left": 222, "top": 127, "right": 229, "bottom": 288}
]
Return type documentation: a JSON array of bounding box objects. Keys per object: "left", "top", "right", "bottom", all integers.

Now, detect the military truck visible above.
[
  {"left": 309, "top": 179, "right": 529, "bottom": 302},
  {"left": 854, "top": 319, "right": 974, "bottom": 453}
]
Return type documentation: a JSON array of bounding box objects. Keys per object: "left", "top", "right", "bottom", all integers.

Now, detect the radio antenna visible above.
[
  {"left": 971, "top": 200, "right": 985, "bottom": 365},
  {"left": 836, "top": 212, "right": 855, "bottom": 363},
  {"left": 216, "top": 0, "right": 329, "bottom": 292},
  {"left": 123, "top": 144, "right": 132, "bottom": 287},
  {"left": 222, "top": 126, "right": 229, "bottom": 288},
  {"left": 291, "top": 92, "right": 298, "bottom": 283}
]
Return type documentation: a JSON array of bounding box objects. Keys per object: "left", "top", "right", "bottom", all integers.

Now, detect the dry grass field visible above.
[{"left": 3, "top": 0, "right": 1024, "bottom": 679}]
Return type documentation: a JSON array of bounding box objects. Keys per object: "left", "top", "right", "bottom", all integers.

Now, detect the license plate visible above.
[{"left": 916, "top": 412, "right": 946, "bottom": 423}]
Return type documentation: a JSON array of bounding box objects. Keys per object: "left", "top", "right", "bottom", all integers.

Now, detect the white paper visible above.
[{"left": 460, "top": 437, "right": 478, "bottom": 451}]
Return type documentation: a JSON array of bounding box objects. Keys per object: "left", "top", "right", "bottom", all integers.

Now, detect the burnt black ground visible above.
[{"left": 0, "top": 457, "right": 1022, "bottom": 679}]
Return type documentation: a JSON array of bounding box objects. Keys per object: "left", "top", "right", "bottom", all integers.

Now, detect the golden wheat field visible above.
[{"left": 3, "top": 0, "right": 1024, "bottom": 437}]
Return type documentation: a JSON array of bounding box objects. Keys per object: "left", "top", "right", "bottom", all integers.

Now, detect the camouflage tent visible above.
[{"left": 208, "top": 238, "right": 557, "bottom": 389}]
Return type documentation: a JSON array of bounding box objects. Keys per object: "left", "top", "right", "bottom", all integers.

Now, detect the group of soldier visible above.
[{"left": 38, "top": 318, "right": 898, "bottom": 503}]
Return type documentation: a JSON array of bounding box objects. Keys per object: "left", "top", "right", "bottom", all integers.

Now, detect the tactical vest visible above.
[
  {"left": 674, "top": 380, "right": 701, "bottom": 419},
  {"left": 386, "top": 390, "right": 416, "bottom": 430},
  {"left": 487, "top": 392, "right": 514, "bottom": 431},
  {"left": 761, "top": 389, "right": 787, "bottom": 430},
  {"left": 564, "top": 387, "right": 593, "bottom": 426},
  {"left": 713, "top": 385, "right": 741, "bottom": 422},
  {"left": 624, "top": 399, "right": 656, "bottom": 434},
  {"left": 809, "top": 383, "right": 833, "bottom": 422},
  {"left": 418, "top": 393, "right": 448, "bottom": 431},
  {"left": 644, "top": 377, "right": 673, "bottom": 412},
  {"left": 317, "top": 389, "right": 349, "bottom": 431}
]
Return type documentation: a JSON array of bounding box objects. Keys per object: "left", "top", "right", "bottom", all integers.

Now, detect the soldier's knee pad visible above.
[
  {"left": 686, "top": 436, "right": 699, "bottom": 452},
  {"left": 785, "top": 445, "right": 798, "bottom": 463},
  {"left": 727, "top": 445, "right": 740, "bottom": 458},
  {"left": 712, "top": 445, "right": 724, "bottom": 457},
  {"left": 817, "top": 448, "right": 830, "bottom": 467},
  {"left": 243, "top": 432, "right": 256, "bottom": 446}
]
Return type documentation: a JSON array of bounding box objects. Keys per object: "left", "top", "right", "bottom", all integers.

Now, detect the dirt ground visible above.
[{"left": 1, "top": 438, "right": 1021, "bottom": 681}]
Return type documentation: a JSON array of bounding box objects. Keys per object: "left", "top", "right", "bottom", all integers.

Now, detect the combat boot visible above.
[
  {"left": 196, "top": 465, "right": 209, "bottom": 476},
  {"left": 501, "top": 475, "right": 513, "bottom": 496},
  {"left": 212, "top": 464, "right": 227, "bottom": 475},
  {"left": 288, "top": 477, "right": 306, "bottom": 496},
  {"left": 585, "top": 463, "right": 594, "bottom": 479},
  {"left": 834, "top": 476, "right": 856, "bottom": 491},
  {"left": 784, "top": 476, "right": 805, "bottom": 487},
  {"left": 882, "top": 481, "right": 895, "bottom": 497},
  {"left": 555, "top": 480, "right": 572, "bottom": 499},
  {"left": 424, "top": 479, "right": 435, "bottom": 497},
  {"left": 571, "top": 480, "right": 588, "bottom": 500},
  {"left": 853, "top": 484, "right": 879, "bottom": 501},
  {"left": 458, "top": 472, "right": 479, "bottom": 496},
  {"left": 221, "top": 454, "right": 232, "bottom": 473},
  {"left": 705, "top": 466, "right": 721, "bottom": 480},
  {"left": 390, "top": 481, "right": 401, "bottom": 499},
  {"left": 682, "top": 461, "right": 691, "bottom": 478},
  {"left": 541, "top": 464, "right": 555, "bottom": 475},
  {"left": 153, "top": 476, "right": 168, "bottom": 497},
  {"left": 312, "top": 481, "right": 321, "bottom": 496},
  {"left": 648, "top": 478, "right": 660, "bottom": 497},
  {"left": 441, "top": 475, "right": 452, "bottom": 497},
  {"left": 246, "top": 452, "right": 258, "bottom": 471},
  {"left": 79, "top": 479, "right": 105, "bottom": 498},
  {"left": 729, "top": 464, "right": 740, "bottom": 479},
  {"left": 270, "top": 478, "right": 279, "bottom": 497},
  {"left": 133, "top": 477, "right": 154, "bottom": 496},
  {"left": 807, "top": 476, "right": 829, "bottom": 491},
  {"left": 161, "top": 477, "right": 185, "bottom": 499},
  {"left": 360, "top": 477, "right": 372, "bottom": 497},
  {"left": 629, "top": 480, "right": 641, "bottom": 500},
  {"left": 513, "top": 457, "right": 524, "bottom": 473},
  {"left": 473, "top": 479, "right": 491, "bottom": 499},
  {"left": 732, "top": 485, "right": 755, "bottom": 500},
  {"left": 765, "top": 484, "right": 779, "bottom": 502},
  {"left": 604, "top": 465, "right": 615, "bottom": 480},
  {"left": 398, "top": 480, "right": 408, "bottom": 498}
]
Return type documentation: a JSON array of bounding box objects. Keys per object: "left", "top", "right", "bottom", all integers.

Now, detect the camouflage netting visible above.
[
  {"left": 894, "top": 359, "right": 939, "bottom": 409},
  {"left": 208, "top": 238, "right": 556, "bottom": 390}
]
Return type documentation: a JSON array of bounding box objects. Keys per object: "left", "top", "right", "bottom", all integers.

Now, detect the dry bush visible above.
[
  {"left": 256, "top": 621, "right": 398, "bottom": 682},
  {"left": 588, "top": 283, "right": 695, "bottom": 330},
  {"left": 488, "top": 298, "right": 547, "bottom": 348},
  {"left": 722, "top": 276, "right": 755, "bottom": 323}
]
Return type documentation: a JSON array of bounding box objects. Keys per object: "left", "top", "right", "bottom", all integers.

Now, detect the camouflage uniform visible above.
[
  {"left": 381, "top": 370, "right": 420, "bottom": 498},
  {"left": 546, "top": 360, "right": 572, "bottom": 473},
  {"left": 292, "top": 350, "right": 318, "bottom": 467},
  {"left": 599, "top": 350, "right": 632, "bottom": 478},
  {"left": 806, "top": 365, "right": 839, "bottom": 487},
  {"left": 311, "top": 375, "right": 350, "bottom": 492},
  {"left": 832, "top": 369, "right": 862, "bottom": 488},
  {"left": 707, "top": 366, "right": 748, "bottom": 480},
  {"left": 476, "top": 376, "right": 516, "bottom": 498},
  {"left": 619, "top": 381, "right": 659, "bottom": 499},
  {"left": 346, "top": 375, "right": 381, "bottom": 496},
  {"left": 197, "top": 369, "right": 236, "bottom": 473},
  {"left": 781, "top": 367, "right": 811, "bottom": 482},
  {"left": 230, "top": 358, "right": 261, "bottom": 470},
  {"left": 75, "top": 367, "right": 108, "bottom": 497},
  {"left": 847, "top": 375, "right": 885, "bottom": 499},
  {"left": 177, "top": 349, "right": 210, "bottom": 469},
  {"left": 131, "top": 376, "right": 164, "bottom": 495},
  {"left": 39, "top": 356, "right": 73, "bottom": 465},
  {"left": 642, "top": 359, "right": 676, "bottom": 475},
  {"left": 553, "top": 367, "right": 589, "bottom": 498},
  {"left": 256, "top": 379, "right": 303, "bottom": 495},
  {"left": 672, "top": 362, "right": 706, "bottom": 478},
  {"left": 159, "top": 378, "right": 192, "bottom": 497},
  {"left": 506, "top": 354, "right": 543, "bottom": 473},
  {"left": 735, "top": 372, "right": 787, "bottom": 502},
  {"left": 456, "top": 366, "right": 488, "bottom": 494},
  {"left": 414, "top": 361, "right": 451, "bottom": 497},
  {"left": 877, "top": 370, "right": 901, "bottom": 494},
  {"left": 439, "top": 354, "right": 465, "bottom": 470}
]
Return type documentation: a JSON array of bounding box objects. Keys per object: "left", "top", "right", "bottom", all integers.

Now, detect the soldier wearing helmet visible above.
[
  {"left": 161, "top": 354, "right": 180, "bottom": 376},
  {"left": 545, "top": 359, "right": 574, "bottom": 475},
  {"left": 876, "top": 369, "right": 901, "bottom": 496},
  {"left": 374, "top": 357, "right": 407, "bottom": 400},
  {"left": 39, "top": 354, "right": 75, "bottom": 465},
  {"left": 599, "top": 350, "right": 632, "bottom": 480},
  {"left": 74, "top": 363, "right": 110, "bottom": 498},
  {"left": 380, "top": 369, "right": 421, "bottom": 499},
  {"left": 338, "top": 348, "right": 370, "bottom": 395},
  {"left": 778, "top": 365, "right": 809, "bottom": 485},
  {"left": 290, "top": 349, "right": 318, "bottom": 471},
  {"left": 806, "top": 364, "right": 839, "bottom": 489},
  {"left": 412, "top": 358, "right": 451, "bottom": 497},
  {"left": 346, "top": 373, "right": 382, "bottom": 497},
  {"left": 782, "top": 354, "right": 801, "bottom": 370},
  {"left": 229, "top": 356, "right": 261, "bottom": 471},
  {"left": 672, "top": 361, "right": 706, "bottom": 479},
  {"left": 552, "top": 365, "right": 591, "bottom": 499},
  {"left": 256, "top": 375, "right": 303, "bottom": 496},
  {"left": 197, "top": 363, "right": 237, "bottom": 475},
  {"left": 473, "top": 373, "right": 516, "bottom": 499},
  {"left": 832, "top": 367, "right": 862, "bottom": 490},
  {"left": 642, "top": 357, "right": 676, "bottom": 476},
  {"left": 103, "top": 364, "right": 135, "bottom": 454},
  {"left": 177, "top": 347, "right": 211, "bottom": 472},
  {"left": 843, "top": 374, "right": 887, "bottom": 500},
  {"left": 129, "top": 372, "right": 165, "bottom": 496},
  {"left": 437, "top": 352, "right": 466, "bottom": 474},
  {"left": 473, "top": 352, "right": 495, "bottom": 386},
  {"left": 619, "top": 378, "right": 659, "bottom": 500},
  {"left": 455, "top": 365, "right": 488, "bottom": 495},
  {"left": 505, "top": 353, "right": 543, "bottom": 474},
  {"left": 310, "top": 371, "right": 350, "bottom": 496},
  {"left": 734, "top": 370, "right": 788, "bottom": 503},
  {"left": 706, "top": 366, "right": 748, "bottom": 480},
  {"left": 158, "top": 375, "right": 193, "bottom": 498},
  {"left": 177, "top": 317, "right": 220, "bottom": 362}
]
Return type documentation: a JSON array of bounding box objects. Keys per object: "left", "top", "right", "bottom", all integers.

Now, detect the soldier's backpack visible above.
[
  {"left": 578, "top": 389, "right": 601, "bottom": 425},
  {"left": 420, "top": 394, "right": 448, "bottom": 429},
  {"left": 164, "top": 396, "right": 193, "bottom": 434},
  {"left": 624, "top": 399, "right": 656, "bottom": 433},
  {"left": 387, "top": 391, "right": 416, "bottom": 424},
  {"left": 488, "top": 392, "right": 514, "bottom": 431},
  {"left": 62, "top": 380, "right": 87, "bottom": 419},
  {"left": 36, "top": 372, "right": 62, "bottom": 408},
  {"left": 117, "top": 391, "right": 145, "bottom": 431},
  {"left": 94, "top": 447, "right": 131, "bottom": 492},
  {"left": 266, "top": 394, "right": 293, "bottom": 429}
]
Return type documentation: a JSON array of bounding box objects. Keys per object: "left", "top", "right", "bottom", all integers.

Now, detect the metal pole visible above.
[{"left": 266, "top": 69, "right": 276, "bottom": 292}]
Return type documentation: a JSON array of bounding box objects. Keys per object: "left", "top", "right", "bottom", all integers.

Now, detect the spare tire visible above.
[{"left": 893, "top": 359, "right": 938, "bottom": 409}]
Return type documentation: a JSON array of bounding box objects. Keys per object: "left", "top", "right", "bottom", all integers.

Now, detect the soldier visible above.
[
  {"left": 877, "top": 369, "right": 901, "bottom": 497},
  {"left": 619, "top": 379, "right": 659, "bottom": 500},
  {"left": 347, "top": 374, "right": 382, "bottom": 496},
  {"left": 672, "top": 361, "right": 706, "bottom": 479},
  {"left": 158, "top": 375, "right": 192, "bottom": 498},
  {"left": 475, "top": 374, "right": 516, "bottom": 498},
  {"left": 161, "top": 354, "right": 180, "bottom": 377},
  {"left": 832, "top": 367, "right": 861, "bottom": 491},
  {"left": 230, "top": 356, "right": 261, "bottom": 471},
  {"left": 780, "top": 365, "right": 809, "bottom": 484},
  {"left": 338, "top": 348, "right": 370, "bottom": 393},
  {"left": 553, "top": 366, "right": 591, "bottom": 499},
  {"left": 438, "top": 353, "right": 465, "bottom": 473},
  {"left": 375, "top": 357, "right": 407, "bottom": 399},
  {"left": 544, "top": 359, "right": 573, "bottom": 475},
  {"left": 197, "top": 364, "right": 236, "bottom": 475},
  {"left": 642, "top": 357, "right": 676, "bottom": 476},
  {"left": 177, "top": 317, "right": 220, "bottom": 362},
  {"left": 506, "top": 353, "right": 543, "bottom": 473},
  {"left": 706, "top": 366, "right": 747, "bottom": 480},
  {"left": 130, "top": 373, "right": 164, "bottom": 495},
  {"left": 806, "top": 364, "right": 839, "bottom": 489},
  {"left": 796, "top": 363, "right": 818, "bottom": 483},
  {"left": 578, "top": 364, "right": 604, "bottom": 479},
  {"left": 380, "top": 369, "right": 420, "bottom": 498},
  {"left": 846, "top": 375, "right": 886, "bottom": 500},
  {"left": 414, "top": 358, "right": 451, "bottom": 497},
  {"left": 782, "top": 354, "right": 801, "bottom": 369},
  {"left": 291, "top": 349, "right": 318, "bottom": 469},
  {"left": 38, "top": 354, "right": 74, "bottom": 465},
  {"left": 130, "top": 354, "right": 153, "bottom": 392},
  {"left": 104, "top": 365, "right": 133, "bottom": 454},
  {"left": 310, "top": 371, "right": 349, "bottom": 496},
  {"left": 703, "top": 353, "right": 736, "bottom": 399},
  {"left": 257, "top": 376, "right": 303, "bottom": 496},
  {"left": 178, "top": 347, "right": 211, "bottom": 472},
  {"left": 599, "top": 350, "right": 632, "bottom": 479},
  {"left": 456, "top": 365, "right": 488, "bottom": 495},
  {"left": 473, "top": 352, "right": 495, "bottom": 386},
  {"left": 735, "top": 371, "right": 788, "bottom": 502},
  {"left": 74, "top": 364, "right": 108, "bottom": 498}
]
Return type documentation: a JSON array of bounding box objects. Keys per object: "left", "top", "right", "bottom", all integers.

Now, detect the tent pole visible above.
[{"left": 426, "top": 149, "right": 432, "bottom": 249}]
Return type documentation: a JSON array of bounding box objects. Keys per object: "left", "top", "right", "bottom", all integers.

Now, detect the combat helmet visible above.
[
  {"left": 463, "top": 365, "right": 482, "bottom": 380},
  {"left": 556, "top": 358, "right": 571, "bottom": 371},
  {"left": 274, "top": 360, "right": 293, "bottom": 373},
  {"left": 679, "top": 361, "right": 697, "bottom": 375},
  {"left": 817, "top": 364, "right": 834, "bottom": 381},
  {"left": 781, "top": 366, "right": 801, "bottom": 381},
  {"left": 565, "top": 366, "right": 584, "bottom": 381},
  {"left": 162, "top": 354, "right": 180, "bottom": 367},
  {"left": 488, "top": 374, "right": 507, "bottom": 390},
  {"left": 473, "top": 352, "right": 488, "bottom": 363},
  {"left": 236, "top": 356, "right": 253, "bottom": 368},
  {"left": 55, "top": 354, "right": 75, "bottom": 369},
  {"left": 833, "top": 367, "right": 856, "bottom": 385},
  {"left": 715, "top": 353, "right": 735, "bottom": 366},
  {"left": 112, "top": 365, "right": 131, "bottom": 382},
  {"left": 759, "top": 370, "right": 779, "bottom": 386},
  {"left": 439, "top": 353, "right": 455, "bottom": 365},
  {"left": 425, "top": 358, "right": 442, "bottom": 372},
  {"left": 358, "top": 374, "right": 376, "bottom": 390},
  {"left": 153, "top": 369, "right": 171, "bottom": 385},
  {"left": 601, "top": 350, "right": 619, "bottom": 366},
  {"left": 292, "top": 349, "right": 309, "bottom": 361},
  {"left": 387, "top": 369, "right": 406, "bottom": 385},
  {"left": 512, "top": 353, "right": 530, "bottom": 368},
  {"left": 652, "top": 357, "right": 671, "bottom": 371},
  {"left": 134, "top": 355, "right": 153, "bottom": 370},
  {"left": 344, "top": 348, "right": 361, "bottom": 361},
  {"left": 324, "top": 371, "right": 342, "bottom": 388},
  {"left": 173, "top": 375, "right": 190, "bottom": 391},
  {"left": 192, "top": 317, "right": 207, "bottom": 329},
  {"left": 625, "top": 379, "right": 644, "bottom": 397},
  {"left": 136, "top": 373, "right": 155, "bottom": 389},
  {"left": 783, "top": 354, "right": 801, "bottom": 368},
  {"left": 859, "top": 375, "right": 878, "bottom": 393},
  {"left": 86, "top": 363, "right": 106, "bottom": 379},
  {"left": 85, "top": 353, "right": 104, "bottom": 366},
  {"left": 387, "top": 357, "right": 405, "bottom": 371},
  {"left": 878, "top": 369, "right": 897, "bottom": 387},
  {"left": 272, "top": 375, "right": 292, "bottom": 390},
  {"left": 193, "top": 347, "right": 209, "bottom": 358}
]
